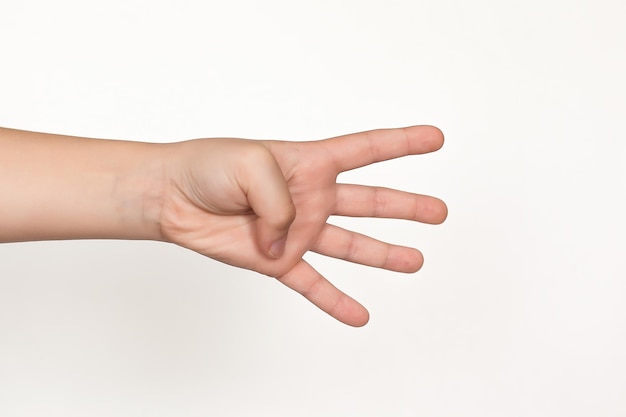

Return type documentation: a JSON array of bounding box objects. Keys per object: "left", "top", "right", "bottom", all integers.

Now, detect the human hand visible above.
[{"left": 159, "top": 126, "right": 447, "bottom": 326}]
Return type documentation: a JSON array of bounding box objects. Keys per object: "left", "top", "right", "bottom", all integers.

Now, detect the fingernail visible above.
[{"left": 269, "top": 237, "right": 287, "bottom": 258}]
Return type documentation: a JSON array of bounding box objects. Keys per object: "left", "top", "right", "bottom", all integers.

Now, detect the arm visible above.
[
  {"left": 0, "top": 128, "right": 166, "bottom": 242},
  {"left": 0, "top": 126, "right": 447, "bottom": 326}
]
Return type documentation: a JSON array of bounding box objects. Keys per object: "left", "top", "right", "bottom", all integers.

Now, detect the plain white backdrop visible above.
[{"left": 1, "top": 0, "right": 624, "bottom": 416}]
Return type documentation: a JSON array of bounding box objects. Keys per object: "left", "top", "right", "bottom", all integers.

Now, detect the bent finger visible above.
[{"left": 240, "top": 144, "right": 296, "bottom": 258}]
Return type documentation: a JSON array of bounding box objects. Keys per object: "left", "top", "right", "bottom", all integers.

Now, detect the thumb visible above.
[{"left": 239, "top": 145, "right": 296, "bottom": 258}]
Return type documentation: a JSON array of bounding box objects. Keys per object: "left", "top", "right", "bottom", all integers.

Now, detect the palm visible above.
[{"left": 161, "top": 126, "right": 447, "bottom": 326}]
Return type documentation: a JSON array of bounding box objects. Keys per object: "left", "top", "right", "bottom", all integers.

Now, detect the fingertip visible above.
[
  {"left": 333, "top": 296, "right": 370, "bottom": 327},
  {"left": 346, "top": 307, "right": 370, "bottom": 327},
  {"left": 414, "top": 249, "right": 425, "bottom": 272},
  {"left": 424, "top": 125, "right": 445, "bottom": 151},
  {"left": 385, "top": 246, "right": 424, "bottom": 273},
  {"left": 407, "top": 248, "right": 425, "bottom": 273},
  {"left": 431, "top": 197, "right": 449, "bottom": 224},
  {"left": 350, "top": 311, "right": 370, "bottom": 327},
  {"left": 403, "top": 125, "right": 444, "bottom": 154},
  {"left": 268, "top": 236, "right": 287, "bottom": 258},
  {"left": 416, "top": 195, "right": 449, "bottom": 225}
]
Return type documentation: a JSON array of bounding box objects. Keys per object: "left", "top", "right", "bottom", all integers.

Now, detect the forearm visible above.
[{"left": 0, "top": 128, "right": 167, "bottom": 243}]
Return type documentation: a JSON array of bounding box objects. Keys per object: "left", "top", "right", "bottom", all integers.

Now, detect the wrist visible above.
[{"left": 118, "top": 141, "right": 172, "bottom": 242}]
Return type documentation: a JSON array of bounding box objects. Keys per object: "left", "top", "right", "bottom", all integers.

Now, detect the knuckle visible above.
[
  {"left": 372, "top": 187, "right": 387, "bottom": 217},
  {"left": 238, "top": 142, "right": 273, "bottom": 169},
  {"left": 268, "top": 204, "right": 296, "bottom": 229}
]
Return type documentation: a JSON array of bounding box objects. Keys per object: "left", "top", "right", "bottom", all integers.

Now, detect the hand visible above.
[{"left": 159, "top": 126, "right": 447, "bottom": 326}]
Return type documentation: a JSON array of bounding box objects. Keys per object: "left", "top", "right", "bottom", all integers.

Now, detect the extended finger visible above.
[
  {"left": 313, "top": 223, "right": 424, "bottom": 273},
  {"left": 277, "top": 259, "right": 370, "bottom": 327},
  {"left": 334, "top": 184, "right": 448, "bottom": 224},
  {"left": 323, "top": 125, "right": 444, "bottom": 173}
]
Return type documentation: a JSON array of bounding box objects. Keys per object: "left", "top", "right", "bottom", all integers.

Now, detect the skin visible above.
[{"left": 0, "top": 125, "right": 447, "bottom": 327}]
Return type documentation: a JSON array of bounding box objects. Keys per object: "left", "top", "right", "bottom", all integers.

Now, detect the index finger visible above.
[{"left": 322, "top": 125, "right": 444, "bottom": 173}]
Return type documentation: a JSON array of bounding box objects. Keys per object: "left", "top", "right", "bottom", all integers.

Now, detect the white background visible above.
[{"left": 1, "top": 0, "right": 625, "bottom": 416}]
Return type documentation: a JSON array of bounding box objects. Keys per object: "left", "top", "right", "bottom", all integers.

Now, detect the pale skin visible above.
[{"left": 0, "top": 125, "right": 447, "bottom": 327}]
